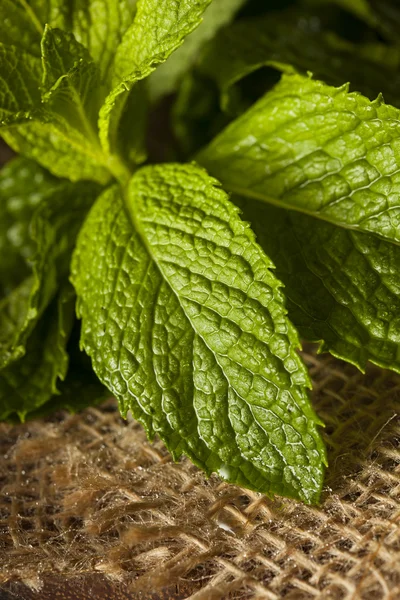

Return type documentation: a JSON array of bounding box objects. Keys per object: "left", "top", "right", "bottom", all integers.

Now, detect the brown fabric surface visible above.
[{"left": 1, "top": 346, "right": 400, "bottom": 599}]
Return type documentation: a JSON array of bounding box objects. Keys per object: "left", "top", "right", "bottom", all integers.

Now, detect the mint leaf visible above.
[
  {"left": 99, "top": 0, "right": 212, "bottom": 162},
  {"left": 2, "top": 0, "right": 133, "bottom": 84},
  {"left": 72, "top": 163, "right": 326, "bottom": 504},
  {"left": 238, "top": 197, "right": 400, "bottom": 373},
  {"left": 0, "top": 157, "right": 101, "bottom": 369},
  {"left": 198, "top": 73, "right": 400, "bottom": 245},
  {"left": 0, "top": 284, "right": 74, "bottom": 421},
  {"left": 68, "top": 0, "right": 134, "bottom": 85},
  {"left": 2, "top": 122, "right": 110, "bottom": 183},
  {"left": 148, "top": 0, "right": 246, "bottom": 102},
  {"left": 41, "top": 26, "right": 102, "bottom": 139},
  {"left": 0, "top": 29, "right": 110, "bottom": 184},
  {"left": 0, "top": 43, "right": 42, "bottom": 125}
]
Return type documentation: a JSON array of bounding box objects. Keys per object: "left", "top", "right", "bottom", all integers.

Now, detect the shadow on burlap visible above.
[{"left": 0, "top": 346, "right": 399, "bottom": 599}]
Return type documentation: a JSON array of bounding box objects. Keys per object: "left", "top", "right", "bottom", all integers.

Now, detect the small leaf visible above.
[
  {"left": 0, "top": 43, "right": 42, "bottom": 125},
  {"left": 72, "top": 163, "right": 326, "bottom": 504}
]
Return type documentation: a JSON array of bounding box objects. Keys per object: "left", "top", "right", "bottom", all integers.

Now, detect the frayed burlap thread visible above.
[{"left": 1, "top": 347, "right": 400, "bottom": 599}]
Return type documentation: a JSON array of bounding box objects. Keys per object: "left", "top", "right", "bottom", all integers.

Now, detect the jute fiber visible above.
[{"left": 1, "top": 346, "right": 400, "bottom": 599}]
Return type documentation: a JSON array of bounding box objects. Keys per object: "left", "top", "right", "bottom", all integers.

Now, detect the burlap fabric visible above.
[{"left": 1, "top": 346, "right": 399, "bottom": 599}]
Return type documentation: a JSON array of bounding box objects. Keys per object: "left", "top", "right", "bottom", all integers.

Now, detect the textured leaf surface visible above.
[
  {"left": 2, "top": 120, "right": 110, "bottom": 184},
  {"left": 64, "top": 0, "right": 134, "bottom": 84},
  {"left": 0, "top": 157, "right": 101, "bottom": 369},
  {"left": 72, "top": 164, "right": 326, "bottom": 503},
  {"left": 196, "top": 11, "right": 400, "bottom": 113},
  {"left": 99, "top": 0, "right": 211, "bottom": 159},
  {"left": 238, "top": 196, "right": 400, "bottom": 373},
  {"left": 0, "top": 30, "right": 109, "bottom": 184},
  {"left": 148, "top": 0, "right": 245, "bottom": 102},
  {"left": 0, "top": 44, "right": 42, "bottom": 125},
  {"left": 198, "top": 74, "right": 400, "bottom": 245},
  {"left": 41, "top": 26, "right": 102, "bottom": 139},
  {"left": 2, "top": 0, "right": 133, "bottom": 82},
  {"left": 0, "top": 285, "right": 74, "bottom": 421}
]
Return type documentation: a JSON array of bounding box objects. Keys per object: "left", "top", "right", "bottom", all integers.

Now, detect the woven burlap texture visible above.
[{"left": 1, "top": 346, "right": 400, "bottom": 599}]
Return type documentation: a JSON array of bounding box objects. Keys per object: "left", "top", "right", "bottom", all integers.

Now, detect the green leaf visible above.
[
  {"left": 195, "top": 11, "right": 400, "bottom": 114},
  {"left": 67, "top": 0, "right": 134, "bottom": 85},
  {"left": 0, "top": 284, "right": 74, "bottom": 421},
  {"left": 2, "top": 122, "right": 110, "bottom": 184},
  {"left": 0, "top": 28, "right": 110, "bottom": 184},
  {"left": 198, "top": 73, "right": 400, "bottom": 245},
  {"left": 0, "top": 157, "right": 101, "bottom": 369},
  {"left": 41, "top": 26, "right": 102, "bottom": 140},
  {"left": 2, "top": 0, "right": 133, "bottom": 83},
  {"left": 238, "top": 196, "right": 400, "bottom": 374},
  {"left": 72, "top": 163, "right": 326, "bottom": 504},
  {"left": 0, "top": 43, "right": 42, "bottom": 125},
  {"left": 98, "top": 0, "right": 212, "bottom": 163},
  {"left": 148, "top": 0, "right": 246, "bottom": 102}
]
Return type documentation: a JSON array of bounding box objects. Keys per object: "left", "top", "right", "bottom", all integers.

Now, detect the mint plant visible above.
[{"left": 1, "top": 0, "right": 398, "bottom": 505}]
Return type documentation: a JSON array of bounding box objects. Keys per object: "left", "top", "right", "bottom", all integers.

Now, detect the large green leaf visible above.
[
  {"left": 0, "top": 284, "right": 74, "bottom": 421},
  {"left": 238, "top": 197, "right": 400, "bottom": 373},
  {"left": 198, "top": 73, "right": 400, "bottom": 245},
  {"left": 98, "top": 0, "right": 212, "bottom": 164},
  {"left": 72, "top": 163, "right": 326, "bottom": 504},
  {"left": 0, "top": 157, "right": 101, "bottom": 369}
]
